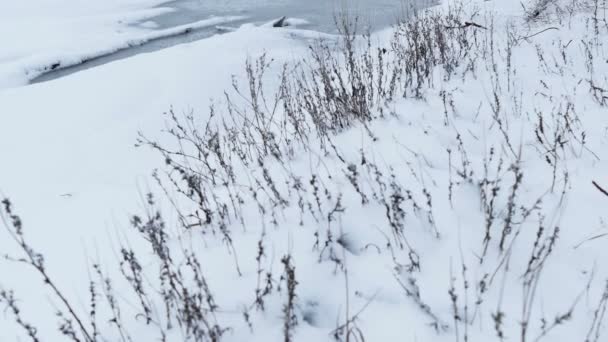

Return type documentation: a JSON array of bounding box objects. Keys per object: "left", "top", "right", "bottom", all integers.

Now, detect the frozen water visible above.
[{"left": 156, "top": 0, "right": 434, "bottom": 32}]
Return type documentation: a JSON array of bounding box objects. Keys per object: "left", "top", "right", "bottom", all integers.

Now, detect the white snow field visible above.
[
  {"left": 0, "top": 0, "right": 246, "bottom": 89},
  {"left": 0, "top": 22, "right": 315, "bottom": 340},
  {"left": 1, "top": 0, "right": 608, "bottom": 341}
]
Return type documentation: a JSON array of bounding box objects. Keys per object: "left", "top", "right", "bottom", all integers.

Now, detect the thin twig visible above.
[
  {"left": 592, "top": 181, "right": 608, "bottom": 197},
  {"left": 445, "top": 21, "right": 488, "bottom": 30},
  {"left": 520, "top": 27, "right": 559, "bottom": 41},
  {"left": 574, "top": 233, "right": 608, "bottom": 250}
]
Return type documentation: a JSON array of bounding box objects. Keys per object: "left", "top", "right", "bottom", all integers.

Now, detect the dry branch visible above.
[{"left": 592, "top": 181, "right": 608, "bottom": 197}]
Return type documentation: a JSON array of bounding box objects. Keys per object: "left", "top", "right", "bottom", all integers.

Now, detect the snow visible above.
[
  {"left": 1, "top": 0, "right": 608, "bottom": 341},
  {"left": 0, "top": 23, "right": 318, "bottom": 340},
  {"left": 0, "top": 0, "right": 245, "bottom": 89}
]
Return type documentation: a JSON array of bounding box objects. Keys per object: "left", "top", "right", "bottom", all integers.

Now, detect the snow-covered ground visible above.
[
  {"left": 1, "top": 0, "right": 608, "bottom": 341},
  {"left": 0, "top": 20, "right": 316, "bottom": 339},
  {"left": 0, "top": 0, "right": 247, "bottom": 89}
]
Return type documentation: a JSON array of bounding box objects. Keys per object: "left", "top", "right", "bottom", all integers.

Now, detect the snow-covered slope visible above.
[
  {"left": 0, "top": 25, "right": 311, "bottom": 340},
  {"left": 1, "top": 0, "right": 608, "bottom": 341},
  {"left": 0, "top": 0, "right": 245, "bottom": 89}
]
